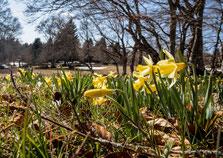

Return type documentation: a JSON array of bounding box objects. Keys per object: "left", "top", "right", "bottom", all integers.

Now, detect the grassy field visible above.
[
  {"left": 1, "top": 53, "right": 223, "bottom": 157},
  {"left": 0, "top": 65, "right": 133, "bottom": 77}
]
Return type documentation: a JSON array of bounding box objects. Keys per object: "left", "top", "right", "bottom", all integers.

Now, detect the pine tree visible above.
[
  {"left": 31, "top": 38, "right": 42, "bottom": 65},
  {"left": 54, "top": 19, "right": 79, "bottom": 65}
]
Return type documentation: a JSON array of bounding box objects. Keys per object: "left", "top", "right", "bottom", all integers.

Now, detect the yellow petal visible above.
[
  {"left": 5, "top": 75, "right": 11, "bottom": 80},
  {"left": 169, "top": 73, "right": 178, "bottom": 88},
  {"left": 176, "top": 63, "right": 186, "bottom": 71},
  {"left": 148, "top": 55, "right": 153, "bottom": 65},
  {"left": 140, "top": 67, "right": 151, "bottom": 76},
  {"left": 145, "top": 84, "right": 157, "bottom": 93},
  {"left": 150, "top": 84, "right": 157, "bottom": 92},
  {"left": 84, "top": 89, "right": 114, "bottom": 98},
  {"left": 163, "top": 49, "right": 174, "bottom": 60},
  {"left": 168, "top": 64, "right": 177, "bottom": 78},
  {"left": 156, "top": 59, "right": 170, "bottom": 65},
  {"left": 136, "top": 65, "right": 149, "bottom": 73},
  {"left": 133, "top": 77, "right": 145, "bottom": 91},
  {"left": 156, "top": 64, "right": 176, "bottom": 77},
  {"left": 93, "top": 97, "right": 108, "bottom": 105},
  {"left": 143, "top": 56, "right": 153, "bottom": 66}
]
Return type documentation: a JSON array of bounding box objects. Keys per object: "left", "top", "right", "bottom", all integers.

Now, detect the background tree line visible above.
[
  {"left": 22, "top": 0, "right": 223, "bottom": 74},
  {"left": 0, "top": 0, "right": 223, "bottom": 75}
]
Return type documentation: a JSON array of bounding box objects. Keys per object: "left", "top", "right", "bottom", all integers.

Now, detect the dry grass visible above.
[{"left": 0, "top": 65, "right": 135, "bottom": 77}]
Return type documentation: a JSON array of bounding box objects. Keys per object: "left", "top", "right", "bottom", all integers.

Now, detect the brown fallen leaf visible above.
[
  {"left": 33, "top": 123, "right": 40, "bottom": 133},
  {"left": 140, "top": 107, "right": 155, "bottom": 121},
  {"left": 0, "top": 94, "right": 16, "bottom": 103},
  {"left": 58, "top": 106, "right": 72, "bottom": 118},
  {"left": 0, "top": 103, "right": 27, "bottom": 112},
  {"left": 10, "top": 112, "right": 25, "bottom": 126},
  {"left": 152, "top": 130, "right": 190, "bottom": 146},
  {"left": 91, "top": 123, "right": 112, "bottom": 141},
  {"left": 104, "top": 152, "right": 132, "bottom": 158},
  {"left": 81, "top": 108, "right": 92, "bottom": 118},
  {"left": 169, "top": 146, "right": 181, "bottom": 157},
  {"left": 216, "top": 111, "right": 223, "bottom": 118},
  {"left": 168, "top": 117, "right": 180, "bottom": 132},
  {"left": 115, "top": 110, "right": 122, "bottom": 124},
  {"left": 169, "top": 133, "right": 190, "bottom": 146},
  {"left": 147, "top": 118, "right": 174, "bottom": 133}
]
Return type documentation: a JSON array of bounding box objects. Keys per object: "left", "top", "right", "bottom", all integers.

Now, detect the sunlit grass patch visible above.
[{"left": 0, "top": 50, "right": 223, "bottom": 157}]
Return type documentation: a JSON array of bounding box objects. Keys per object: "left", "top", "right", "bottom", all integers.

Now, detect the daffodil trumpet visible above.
[{"left": 84, "top": 89, "right": 115, "bottom": 98}]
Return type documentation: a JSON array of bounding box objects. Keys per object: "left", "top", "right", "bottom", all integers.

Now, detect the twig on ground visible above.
[
  {"left": 10, "top": 67, "right": 27, "bottom": 102},
  {"left": 0, "top": 123, "right": 14, "bottom": 133},
  {"left": 74, "top": 131, "right": 91, "bottom": 157}
]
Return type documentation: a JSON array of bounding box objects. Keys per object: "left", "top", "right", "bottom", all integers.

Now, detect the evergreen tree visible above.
[
  {"left": 93, "top": 37, "right": 109, "bottom": 64},
  {"left": 31, "top": 38, "right": 42, "bottom": 65},
  {"left": 54, "top": 19, "right": 79, "bottom": 65},
  {"left": 82, "top": 38, "right": 94, "bottom": 62}
]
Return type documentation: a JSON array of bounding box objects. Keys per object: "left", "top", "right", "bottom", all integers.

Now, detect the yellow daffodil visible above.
[
  {"left": 5, "top": 75, "right": 10, "bottom": 81},
  {"left": 45, "top": 77, "right": 52, "bottom": 85},
  {"left": 32, "top": 73, "right": 36, "bottom": 78},
  {"left": 138, "top": 55, "right": 155, "bottom": 83},
  {"left": 93, "top": 73, "right": 107, "bottom": 88},
  {"left": 136, "top": 65, "right": 149, "bottom": 73},
  {"left": 93, "top": 97, "right": 108, "bottom": 105},
  {"left": 84, "top": 89, "right": 114, "bottom": 98},
  {"left": 18, "top": 68, "right": 25, "bottom": 77},
  {"left": 107, "top": 71, "right": 117, "bottom": 78},
  {"left": 156, "top": 50, "right": 186, "bottom": 87},
  {"left": 133, "top": 75, "right": 147, "bottom": 91},
  {"left": 57, "top": 78, "right": 62, "bottom": 86},
  {"left": 144, "top": 84, "right": 157, "bottom": 93},
  {"left": 19, "top": 68, "right": 25, "bottom": 74},
  {"left": 64, "top": 71, "right": 72, "bottom": 81}
]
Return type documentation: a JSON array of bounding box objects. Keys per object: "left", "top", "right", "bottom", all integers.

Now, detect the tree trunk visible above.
[
  {"left": 130, "top": 46, "right": 138, "bottom": 73},
  {"left": 168, "top": 0, "right": 178, "bottom": 57},
  {"left": 138, "top": 50, "right": 143, "bottom": 65},
  {"left": 51, "top": 59, "right": 56, "bottom": 68},
  {"left": 179, "top": 22, "right": 189, "bottom": 56},
  {"left": 122, "top": 55, "right": 127, "bottom": 75},
  {"left": 189, "top": 0, "right": 205, "bottom": 73},
  {"left": 211, "top": 7, "right": 223, "bottom": 70},
  {"left": 221, "top": 44, "right": 223, "bottom": 72}
]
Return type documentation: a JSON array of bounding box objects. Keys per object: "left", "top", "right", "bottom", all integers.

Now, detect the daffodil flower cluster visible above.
[
  {"left": 85, "top": 72, "right": 117, "bottom": 105},
  {"left": 17, "top": 68, "right": 25, "bottom": 77},
  {"left": 56, "top": 71, "right": 73, "bottom": 86},
  {"left": 93, "top": 73, "right": 107, "bottom": 89},
  {"left": 44, "top": 77, "right": 52, "bottom": 85},
  {"left": 133, "top": 49, "right": 186, "bottom": 91}
]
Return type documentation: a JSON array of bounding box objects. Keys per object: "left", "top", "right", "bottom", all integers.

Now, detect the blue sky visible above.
[{"left": 8, "top": 0, "right": 44, "bottom": 44}]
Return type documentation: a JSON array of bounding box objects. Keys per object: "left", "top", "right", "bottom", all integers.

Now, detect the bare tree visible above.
[
  {"left": 0, "top": 0, "right": 22, "bottom": 39},
  {"left": 23, "top": 0, "right": 223, "bottom": 73},
  {"left": 210, "top": 0, "right": 223, "bottom": 70}
]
